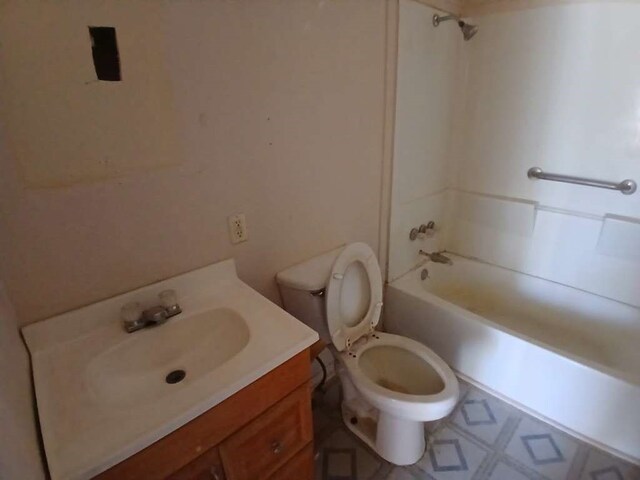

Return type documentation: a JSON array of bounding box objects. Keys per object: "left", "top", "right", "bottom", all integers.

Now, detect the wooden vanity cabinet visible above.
[
  {"left": 95, "top": 349, "right": 314, "bottom": 480},
  {"left": 167, "top": 447, "right": 225, "bottom": 480}
]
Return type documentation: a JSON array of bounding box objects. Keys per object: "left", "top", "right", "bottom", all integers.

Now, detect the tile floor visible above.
[{"left": 312, "top": 378, "right": 640, "bottom": 480}]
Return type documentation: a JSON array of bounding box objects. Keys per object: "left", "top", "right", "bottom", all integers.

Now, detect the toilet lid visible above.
[{"left": 325, "top": 243, "right": 383, "bottom": 351}]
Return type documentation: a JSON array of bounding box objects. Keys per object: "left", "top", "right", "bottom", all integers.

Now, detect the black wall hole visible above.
[{"left": 89, "top": 26, "right": 121, "bottom": 81}]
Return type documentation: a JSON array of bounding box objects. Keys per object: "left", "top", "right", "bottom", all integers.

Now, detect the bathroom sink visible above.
[
  {"left": 22, "top": 259, "right": 318, "bottom": 480},
  {"left": 86, "top": 308, "right": 250, "bottom": 408}
]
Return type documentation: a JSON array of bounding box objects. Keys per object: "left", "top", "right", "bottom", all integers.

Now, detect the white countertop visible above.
[{"left": 22, "top": 259, "right": 318, "bottom": 480}]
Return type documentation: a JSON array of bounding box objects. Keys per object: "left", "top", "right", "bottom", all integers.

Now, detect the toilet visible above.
[{"left": 276, "top": 242, "right": 459, "bottom": 465}]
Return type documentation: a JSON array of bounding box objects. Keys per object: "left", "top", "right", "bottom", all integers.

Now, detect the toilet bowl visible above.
[
  {"left": 337, "top": 331, "right": 458, "bottom": 464},
  {"left": 276, "top": 242, "right": 459, "bottom": 465}
]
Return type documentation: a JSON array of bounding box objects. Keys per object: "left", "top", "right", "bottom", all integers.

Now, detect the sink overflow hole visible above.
[{"left": 166, "top": 369, "right": 186, "bottom": 384}]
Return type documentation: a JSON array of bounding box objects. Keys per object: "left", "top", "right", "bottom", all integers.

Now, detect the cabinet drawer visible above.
[
  {"left": 220, "top": 383, "right": 312, "bottom": 480},
  {"left": 167, "top": 446, "right": 225, "bottom": 480},
  {"left": 267, "top": 443, "right": 314, "bottom": 480}
]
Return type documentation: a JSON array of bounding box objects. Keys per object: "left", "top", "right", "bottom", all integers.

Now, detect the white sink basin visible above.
[
  {"left": 86, "top": 308, "right": 250, "bottom": 408},
  {"left": 22, "top": 259, "right": 318, "bottom": 480}
]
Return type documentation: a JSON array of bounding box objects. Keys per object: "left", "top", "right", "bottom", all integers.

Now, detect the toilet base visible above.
[
  {"left": 340, "top": 403, "right": 378, "bottom": 452},
  {"left": 337, "top": 366, "right": 426, "bottom": 466},
  {"left": 375, "top": 412, "right": 425, "bottom": 465},
  {"left": 340, "top": 402, "right": 426, "bottom": 465}
]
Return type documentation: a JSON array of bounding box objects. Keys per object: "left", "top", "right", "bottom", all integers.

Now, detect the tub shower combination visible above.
[
  {"left": 384, "top": 253, "right": 640, "bottom": 463},
  {"left": 387, "top": 0, "right": 640, "bottom": 466}
]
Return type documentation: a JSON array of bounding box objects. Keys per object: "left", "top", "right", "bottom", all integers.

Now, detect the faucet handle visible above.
[
  {"left": 121, "top": 301, "right": 144, "bottom": 332},
  {"left": 159, "top": 289, "right": 182, "bottom": 316},
  {"left": 121, "top": 301, "right": 142, "bottom": 323},
  {"left": 159, "top": 289, "right": 178, "bottom": 308},
  {"left": 409, "top": 221, "right": 436, "bottom": 241}
]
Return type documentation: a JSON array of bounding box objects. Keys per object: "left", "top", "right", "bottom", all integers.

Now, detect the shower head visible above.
[
  {"left": 459, "top": 21, "right": 479, "bottom": 41},
  {"left": 432, "top": 14, "right": 478, "bottom": 41}
]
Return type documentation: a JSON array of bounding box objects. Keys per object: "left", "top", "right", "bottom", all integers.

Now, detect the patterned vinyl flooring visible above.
[{"left": 312, "top": 378, "right": 640, "bottom": 480}]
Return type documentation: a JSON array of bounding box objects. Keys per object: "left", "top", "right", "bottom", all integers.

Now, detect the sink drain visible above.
[{"left": 165, "top": 369, "right": 186, "bottom": 384}]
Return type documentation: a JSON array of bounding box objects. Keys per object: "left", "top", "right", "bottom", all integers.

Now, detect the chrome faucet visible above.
[
  {"left": 419, "top": 250, "right": 453, "bottom": 265},
  {"left": 121, "top": 289, "right": 182, "bottom": 333}
]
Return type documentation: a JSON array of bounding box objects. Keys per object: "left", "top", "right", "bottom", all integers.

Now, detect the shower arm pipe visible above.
[
  {"left": 433, "top": 14, "right": 457, "bottom": 24},
  {"left": 527, "top": 167, "right": 637, "bottom": 195}
]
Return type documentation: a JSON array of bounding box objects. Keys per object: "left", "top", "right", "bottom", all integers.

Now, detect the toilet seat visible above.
[
  {"left": 341, "top": 332, "right": 458, "bottom": 421},
  {"left": 325, "top": 242, "right": 383, "bottom": 352}
]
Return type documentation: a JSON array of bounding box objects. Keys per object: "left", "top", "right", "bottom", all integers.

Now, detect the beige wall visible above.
[
  {"left": 0, "top": 0, "right": 390, "bottom": 325},
  {"left": 0, "top": 279, "right": 46, "bottom": 479}
]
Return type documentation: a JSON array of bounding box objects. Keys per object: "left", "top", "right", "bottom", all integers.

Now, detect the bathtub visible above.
[{"left": 384, "top": 254, "right": 640, "bottom": 463}]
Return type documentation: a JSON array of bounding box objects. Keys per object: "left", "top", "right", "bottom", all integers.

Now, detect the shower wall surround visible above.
[
  {"left": 391, "top": 0, "right": 640, "bottom": 306},
  {"left": 450, "top": 2, "right": 640, "bottom": 306},
  {"left": 415, "top": 0, "right": 633, "bottom": 16},
  {"left": 389, "top": 0, "right": 461, "bottom": 279}
]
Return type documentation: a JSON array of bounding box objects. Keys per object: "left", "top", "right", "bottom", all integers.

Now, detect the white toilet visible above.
[{"left": 276, "top": 242, "right": 459, "bottom": 465}]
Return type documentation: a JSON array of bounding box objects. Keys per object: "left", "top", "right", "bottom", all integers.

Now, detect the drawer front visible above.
[
  {"left": 167, "top": 446, "right": 225, "bottom": 480},
  {"left": 220, "top": 383, "right": 312, "bottom": 480},
  {"left": 267, "top": 443, "right": 314, "bottom": 480}
]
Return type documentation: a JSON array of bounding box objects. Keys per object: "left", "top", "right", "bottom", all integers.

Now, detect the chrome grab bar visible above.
[{"left": 527, "top": 167, "right": 637, "bottom": 195}]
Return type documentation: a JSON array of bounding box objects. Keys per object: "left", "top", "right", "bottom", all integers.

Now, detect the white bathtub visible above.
[{"left": 384, "top": 254, "right": 640, "bottom": 463}]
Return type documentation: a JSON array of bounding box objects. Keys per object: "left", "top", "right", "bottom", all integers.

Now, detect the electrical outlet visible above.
[{"left": 227, "top": 213, "right": 248, "bottom": 244}]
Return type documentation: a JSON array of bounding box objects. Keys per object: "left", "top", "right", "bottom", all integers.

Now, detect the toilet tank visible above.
[{"left": 276, "top": 246, "right": 345, "bottom": 344}]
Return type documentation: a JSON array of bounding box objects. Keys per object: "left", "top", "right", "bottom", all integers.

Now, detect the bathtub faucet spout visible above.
[{"left": 419, "top": 250, "right": 453, "bottom": 265}]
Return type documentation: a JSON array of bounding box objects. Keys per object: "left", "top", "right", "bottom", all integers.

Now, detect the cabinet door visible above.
[
  {"left": 220, "top": 384, "right": 312, "bottom": 480},
  {"left": 267, "top": 443, "right": 314, "bottom": 480},
  {"left": 167, "top": 446, "right": 226, "bottom": 480}
]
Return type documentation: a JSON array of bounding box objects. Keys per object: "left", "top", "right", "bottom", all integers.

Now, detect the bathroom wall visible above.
[
  {"left": 448, "top": 2, "right": 640, "bottom": 306},
  {"left": 0, "top": 279, "right": 46, "bottom": 479},
  {"left": 0, "top": 0, "right": 389, "bottom": 324},
  {"left": 389, "top": 0, "right": 462, "bottom": 280}
]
